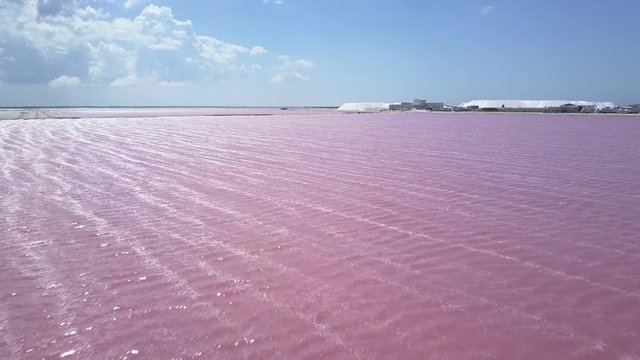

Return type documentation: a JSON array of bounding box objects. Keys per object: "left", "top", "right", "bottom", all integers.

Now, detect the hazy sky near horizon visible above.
[{"left": 0, "top": 0, "right": 639, "bottom": 106}]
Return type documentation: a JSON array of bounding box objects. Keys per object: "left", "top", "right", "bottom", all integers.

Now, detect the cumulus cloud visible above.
[
  {"left": 48, "top": 75, "right": 81, "bottom": 87},
  {"left": 124, "top": 0, "right": 147, "bottom": 10},
  {"left": 480, "top": 6, "right": 495, "bottom": 15},
  {"left": 37, "top": 0, "right": 75, "bottom": 17},
  {"left": 0, "top": 2, "right": 287, "bottom": 87},
  {"left": 110, "top": 74, "right": 138, "bottom": 87},
  {"left": 196, "top": 36, "right": 248, "bottom": 63},
  {"left": 270, "top": 55, "right": 315, "bottom": 83},
  {"left": 250, "top": 46, "right": 267, "bottom": 56},
  {"left": 88, "top": 42, "right": 136, "bottom": 82},
  {"left": 262, "top": 0, "right": 284, "bottom": 5}
]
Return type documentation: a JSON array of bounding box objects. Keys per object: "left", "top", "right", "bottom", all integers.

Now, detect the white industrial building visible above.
[
  {"left": 337, "top": 99, "right": 447, "bottom": 113},
  {"left": 337, "top": 99, "right": 619, "bottom": 114},
  {"left": 389, "top": 99, "right": 446, "bottom": 111},
  {"left": 459, "top": 100, "right": 616, "bottom": 112}
]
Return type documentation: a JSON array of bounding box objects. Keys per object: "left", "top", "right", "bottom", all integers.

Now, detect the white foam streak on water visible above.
[
  {"left": 2, "top": 113, "right": 640, "bottom": 359},
  {"left": 114, "top": 127, "right": 634, "bottom": 302},
  {"left": 27, "top": 119, "right": 363, "bottom": 357},
  {"left": 0, "top": 131, "right": 89, "bottom": 358},
  {"left": 59, "top": 143, "right": 375, "bottom": 357},
  {"left": 0, "top": 303, "right": 20, "bottom": 360},
  {"left": 300, "top": 201, "right": 640, "bottom": 299},
  {"left": 83, "top": 148, "right": 597, "bottom": 348}
]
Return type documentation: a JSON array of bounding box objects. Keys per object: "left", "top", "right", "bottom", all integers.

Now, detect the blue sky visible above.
[{"left": 0, "top": 0, "right": 639, "bottom": 106}]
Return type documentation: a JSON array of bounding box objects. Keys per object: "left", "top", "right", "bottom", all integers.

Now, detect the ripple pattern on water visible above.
[{"left": 1, "top": 112, "right": 640, "bottom": 359}]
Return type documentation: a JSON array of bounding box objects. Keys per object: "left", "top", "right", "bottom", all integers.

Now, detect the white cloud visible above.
[
  {"left": 0, "top": 47, "right": 13, "bottom": 63},
  {"left": 262, "top": 0, "right": 284, "bottom": 5},
  {"left": 480, "top": 6, "right": 495, "bottom": 15},
  {"left": 159, "top": 80, "right": 187, "bottom": 87},
  {"left": 250, "top": 46, "right": 267, "bottom": 56},
  {"left": 295, "top": 59, "right": 315, "bottom": 68},
  {"left": 270, "top": 55, "right": 315, "bottom": 83},
  {"left": 0, "top": 2, "right": 308, "bottom": 90},
  {"left": 124, "top": 0, "right": 147, "bottom": 10},
  {"left": 110, "top": 74, "right": 138, "bottom": 87},
  {"left": 196, "top": 35, "right": 248, "bottom": 64},
  {"left": 0, "top": 0, "right": 266, "bottom": 86},
  {"left": 270, "top": 72, "right": 288, "bottom": 83},
  {"left": 48, "top": 75, "right": 81, "bottom": 87},
  {"left": 88, "top": 42, "right": 136, "bottom": 82},
  {"left": 270, "top": 72, "right": 308, "bottom": 83},
  {"left": 135, "top": 5, "right": 193, "bottom": 50},
  {"left": 278, "top": 55, "right": 315, "bottom": 69}
]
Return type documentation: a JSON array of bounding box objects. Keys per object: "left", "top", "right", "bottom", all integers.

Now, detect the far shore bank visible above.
[{"left": 1, "top": 107, "right": 638, "bottom": 122}]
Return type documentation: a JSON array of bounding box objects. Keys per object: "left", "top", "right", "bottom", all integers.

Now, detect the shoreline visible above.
[{"left": 1, "top": 107, "right": 638, "bottom": 122}]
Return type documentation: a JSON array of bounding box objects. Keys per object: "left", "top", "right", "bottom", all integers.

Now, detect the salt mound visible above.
[{"left": 337, "top": 102, "right": 392, "bottom": 112}]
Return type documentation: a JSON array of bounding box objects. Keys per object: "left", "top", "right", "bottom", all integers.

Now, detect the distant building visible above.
[
  {"left": 426, "top": 102, "right": 445, "bottom": 111},
  {"left": 621, "top": 105, "right": 640, "bottom": 114},
  {"left": 459, "top": 100, "right": 616, "bottom": 113},
  {"left": 388, "top": 99, "right": 446, "bottom": 111},
  {"left": 389, "top": 102, "right": 415, "bottom": 111},
  {"left": 545, "top": 103, "right": 592, "bottom": 113}
]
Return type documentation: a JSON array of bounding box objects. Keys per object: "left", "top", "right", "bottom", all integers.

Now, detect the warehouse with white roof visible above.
[{"left": 459, "top": 100, "right": 616, "bottom": 112}]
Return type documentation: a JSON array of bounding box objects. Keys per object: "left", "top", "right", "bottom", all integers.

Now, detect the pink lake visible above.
[{"left": 1, "top": 111, "right": 639, "bottom": 359}]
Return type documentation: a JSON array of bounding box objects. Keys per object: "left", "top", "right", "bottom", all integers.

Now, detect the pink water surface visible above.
[{"left": 1, "top": 112, "right": 639, "bottom": 359}]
